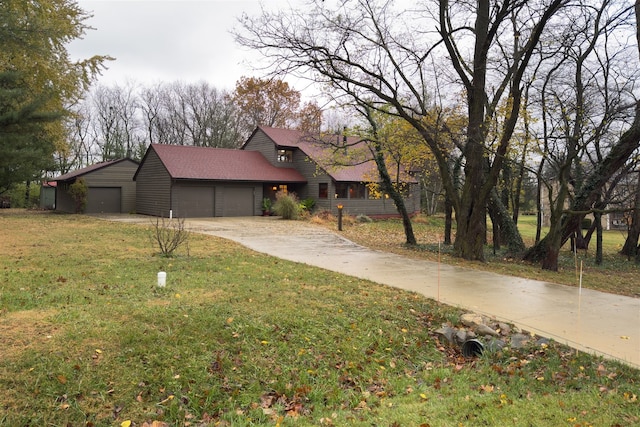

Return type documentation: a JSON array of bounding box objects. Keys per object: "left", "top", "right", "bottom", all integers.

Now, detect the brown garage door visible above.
[
  {"left": 86, "top": 187, "right": 121, "bottom": 213},
  {"left": 222, "top": 187, "right": 254, "bottom": 217},
  {"left": 172, "top": 185, "right": 214, "bottom": 217}
]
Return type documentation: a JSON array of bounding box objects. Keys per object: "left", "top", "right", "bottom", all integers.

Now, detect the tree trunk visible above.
[
  {"left": 453, "top": 196, "right": 488, "bottom": 261},
  {"left": 488, "top": 189, "right": 526, "bottom": 256},
  {"left": 362, "top": 107, "right": 417, "bottom": 245},
  {"left": 595, "top": 211, "right": 603, "bottom": 265},
  {"left": 24, "top": 180, "right": 31, "bottom": 207},
  {"left": 444, "top": 196, "right": 453, "bottom": 245},
  {"left": 621, "top": 172, "right": 640, "bottom": 258}
]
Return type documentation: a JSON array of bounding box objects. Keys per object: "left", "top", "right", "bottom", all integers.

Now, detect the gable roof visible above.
[
  {"left": 53, "top": 159, "right": 138, "bottom": 182},
  {"left": 254, "top": 126, "right": 416, "bottom": 183},
  {"left": 139, "top": 144, "right": 306, "bottom": 183}
]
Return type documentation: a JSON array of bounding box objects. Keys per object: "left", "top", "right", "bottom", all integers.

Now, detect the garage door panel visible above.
[
  {"left": 173, "top": 185, "right": 214, "bottom": 217},
  {"left": 222, "top": 187, "right": 254, "bottom": 217},
  {"left": 87, "top": 187, "right": 121, "bottom": 213}
]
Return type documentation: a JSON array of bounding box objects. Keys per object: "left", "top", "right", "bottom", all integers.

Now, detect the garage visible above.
[
  {"left": 86, "top": 187, "right": 121, "bottom": 214},
  {"left": 222, "top": 187, "right": 254, "bottom": 217},
  {"left": 53, "top": 159, "right": 139, "bottom": 214},
  {"left": 172, "top": 184, "right": 214, "bottom": 217},
  {"left": 134, "top": 144, "right": 307, "bottom": 218}
]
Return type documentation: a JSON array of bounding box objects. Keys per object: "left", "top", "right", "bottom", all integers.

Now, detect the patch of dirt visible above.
[{"left": 0, "top": 309, "right": 60, "bottom": 359}]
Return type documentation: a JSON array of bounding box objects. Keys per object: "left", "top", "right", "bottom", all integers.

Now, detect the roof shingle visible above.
[
  {"left": 149, "top": 144, "right": 307, "bottom": 183},
  {"left": 257, "top": 126, "right": 416, "bottom": 183}
]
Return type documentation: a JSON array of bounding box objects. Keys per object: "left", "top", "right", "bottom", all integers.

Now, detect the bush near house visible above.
[{"left": 272, "top": 190, "right": 300, "bottom": 219}]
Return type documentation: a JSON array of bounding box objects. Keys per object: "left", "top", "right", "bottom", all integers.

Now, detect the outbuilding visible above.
[{"left": 53, "top": 159, "right": 139, "bottom": 214}]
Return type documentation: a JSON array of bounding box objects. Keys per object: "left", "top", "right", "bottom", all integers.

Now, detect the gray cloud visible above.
[{"left": 68, "top": 0, "right": 266, "bottom": 89}]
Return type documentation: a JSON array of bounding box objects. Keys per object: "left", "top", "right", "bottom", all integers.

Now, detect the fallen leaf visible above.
[{"left": 120, "top": 421, "right": 131, "bottom": 427}]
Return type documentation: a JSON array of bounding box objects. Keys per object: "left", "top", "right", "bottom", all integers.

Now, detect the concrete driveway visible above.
[{"left": 109, "top": 215, "right": 640, "bottom": 368}]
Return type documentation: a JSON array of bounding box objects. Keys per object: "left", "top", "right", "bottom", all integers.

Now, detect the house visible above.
[
  {"left": 244, "top": 126, "right": 420, "bottom": 217},
  {"left": 53, "top": 159, "right": 138, "bottom": 214},
  {"left": 133, "top": 144, "right": 307, "bottom": 217},
  {"left": 133, "top": 126, "right": 420, "bottom": 218},
  {"left": 53, "top": 127, "right": 420, "bottom": 218}
]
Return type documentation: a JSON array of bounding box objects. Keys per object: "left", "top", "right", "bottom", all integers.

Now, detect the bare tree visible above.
[
  {"left": 524, "top": 0, "right": 640, "bottom": 270},
  {"left": 92, "top": 83, "right": 140, "bottom": 161},
  {"left": 235, "top": 0, "right": 565, "bottom": 260}
]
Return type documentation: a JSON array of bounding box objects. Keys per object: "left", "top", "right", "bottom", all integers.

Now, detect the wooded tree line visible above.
[
  {"left": 236, "top": 0, "right": 640, "bottom": 270},
  {"left": 58, "top": 77, "right": 322, "bottom": 174}
]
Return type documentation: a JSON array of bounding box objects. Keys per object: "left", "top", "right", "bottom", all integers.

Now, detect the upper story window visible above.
[{"left": 277, "top": 149, "right": 293, "bottom": 163}]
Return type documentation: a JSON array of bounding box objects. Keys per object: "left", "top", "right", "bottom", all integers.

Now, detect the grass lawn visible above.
[{"left": 0, "top": 210, "right": 638, "bottom": 426}]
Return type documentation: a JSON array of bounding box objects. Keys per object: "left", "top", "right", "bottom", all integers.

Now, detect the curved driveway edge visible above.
[{"left": 106, "top": 215, "right": 640, "bottom": 368}]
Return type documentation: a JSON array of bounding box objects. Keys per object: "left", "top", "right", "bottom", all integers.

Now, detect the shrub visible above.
[
  {"left": 272, "top": 191, "right": 300, "bottom": 219},
  {"left": 299, "top": 197, "right": 316, "bottom": 212},
  {"left": 69, "top": 178, "right": 88, "bottom": 213},
  {"left": 150, "top": 216, "right": 190, "bottom": 257},
  {"left": 262, "top": 197, "right": 272, "bottom": 213},
  {"left": 6, "top": 182, "right": 40, "bottom": 208},
  {"left": 356, "top": 214, "right": 373, "bottom": 223}
]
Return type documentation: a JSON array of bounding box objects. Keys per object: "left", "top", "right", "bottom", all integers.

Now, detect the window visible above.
[
  {"left": 277, "top": 149, "right": 293, "bottom": 163},
  {"left": 349, "top": 184, "right": 366, "bottom": 199},
  {"left": 319, "top": 183, "right": 328, "bottom": 199},
  {"left": 334, "top": 183, "right": 367, "bottom": 199},
  {"left": 335, "top": 183, "right": 348, "bottom": 199}
]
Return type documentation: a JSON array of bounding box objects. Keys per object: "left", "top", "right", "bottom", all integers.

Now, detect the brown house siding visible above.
[
  {"left": 245, "top": 129, "right": 324, "bottom": 201},
  {"left": 315, "top": 182, "right": 421, "bottom": 217},
  {"left": 56, "top": 182, "right": 75, "bottom": 213},
  {"left": 135, "top": 149, "right": 172, "bottom": 216},
  {"left": 243, "top": 130, "right": 277, "bottom": 164}
]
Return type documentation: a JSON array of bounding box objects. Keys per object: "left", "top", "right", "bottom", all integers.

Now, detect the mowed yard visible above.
[{"left": 0, "top": 210, "right": 638, "bottom": 426}]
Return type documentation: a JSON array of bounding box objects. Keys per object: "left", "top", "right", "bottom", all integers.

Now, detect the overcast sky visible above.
[{"left": 67, "top": 0, "right": 291, "bottom": 91}]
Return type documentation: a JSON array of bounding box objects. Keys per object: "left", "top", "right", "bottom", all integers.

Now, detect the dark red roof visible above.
[
  {"left": 257, "top": 126, "right": 416, "bottom": 183},
  {"left": 54, "top": 159, "right": 137, "bottom": 182},
  {"left": 149, "top": 144, "right": 307, "bottom": 183}
]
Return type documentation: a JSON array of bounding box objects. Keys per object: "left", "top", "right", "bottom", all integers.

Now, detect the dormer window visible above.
[{"left": 277, "top": 149, "right": 293, "bottom": 163}]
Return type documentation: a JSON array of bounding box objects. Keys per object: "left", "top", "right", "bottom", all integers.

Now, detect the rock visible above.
[
  {"left": 497, "top": 322, "right": 511, "bottom": 336},
  {"left": 455, "top": 329, "right": 468, "bottom": 345},
  {"left": 474, "top": 323, "right": 500, "bottom": 337},
  {"left": 460, "top": 313, "right": 484, "bottom": 327},
  {"left": 485, "top": 338, "right": 506, "bottom": 353},
  {"left": 510, "top": 333, "right": 531, "bottom": 349},
  {"left": 434, "top": 325, "right": 456, "bottom": 345},
  {"left": 536, "top": 337, "right": 550, "bottom": 347}
]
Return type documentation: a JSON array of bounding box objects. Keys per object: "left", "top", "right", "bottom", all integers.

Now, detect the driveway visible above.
[{"left": 108, "top": 215, "right": 640, "bottom": 368}]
